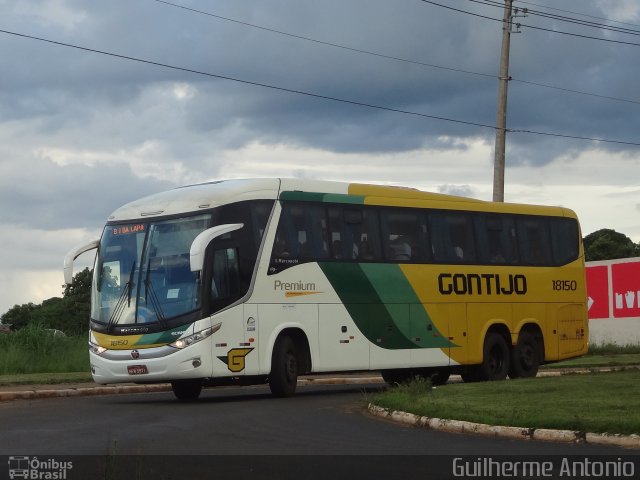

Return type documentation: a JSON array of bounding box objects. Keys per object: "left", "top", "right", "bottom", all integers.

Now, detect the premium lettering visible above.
[{"left": 274, "top": 280, "right": 316, "bottom": 291}]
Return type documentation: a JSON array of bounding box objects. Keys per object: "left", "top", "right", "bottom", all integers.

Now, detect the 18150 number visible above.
[{"left": 552, "top": 280, "right": 577, "bottom": 291}]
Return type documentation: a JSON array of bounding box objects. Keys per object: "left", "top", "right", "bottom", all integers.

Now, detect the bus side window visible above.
[
  {"left": 475, "top": 214, "right": 518, "bottom": 264},
  {"left": 550, "top": 217, "right": 579, "bottom": 265},
  {"left": 430, "top": 211, "right": 476, "bottom": 263},
  {"left": 517, "top": 217, "right": 552, "bottom": 265},
  {"left": 359, "top": 207, "right": 382, "bottom": 261},
  {"left": 211, "top": 247, "right": 240, "bottom": 301},
  {"left": 380, "top": 209, "right": 420, "bottom": 262},
  {"left": 250, "top": 200, "right": 275, "bottom": 249},
  {"left": 327, "top": 206, "right": 345, "bottom": 260}
]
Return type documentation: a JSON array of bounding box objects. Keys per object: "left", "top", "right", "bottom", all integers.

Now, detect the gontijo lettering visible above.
[{"left": 439, "top": 273, "right": 527, "bottom": 295}]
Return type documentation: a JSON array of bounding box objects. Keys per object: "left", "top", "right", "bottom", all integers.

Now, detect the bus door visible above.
[
  {"left": 319, "top": 303, "right": 369, "bottom": 371},
  {"left": 409, "top": 303, "right": 461, "bottom": 367},
  {"left": 204, "top": 223, "right": 258, "bottom": 378},
  {"left": 207, "top": 245, "right": 247, "bottom": 378},
  {"left": 369, "top": 303, "right": 411, "bottom": 370},
  {"left": 425, "top": 303, "right": 468, "bottom": 366}
]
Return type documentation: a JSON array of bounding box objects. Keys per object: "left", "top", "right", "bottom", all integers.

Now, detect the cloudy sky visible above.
[{"left": 0, "top": 0, "right": 639, "bottom": 317}]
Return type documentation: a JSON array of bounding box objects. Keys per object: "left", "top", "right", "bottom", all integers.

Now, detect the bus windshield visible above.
[{"left": 91, "top": 214, "right": 211, "bottom": 327}]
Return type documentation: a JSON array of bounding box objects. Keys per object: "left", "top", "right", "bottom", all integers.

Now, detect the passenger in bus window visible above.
[
  {"left": 273, "top": 237, "right": 290, "bottom": 257},
  {"left": 391, "top": 241, "right": 412, "bottom": 261},
  {"left": 359, "top": 240, "right": 375, "bottom": 260},
  {"left": 331, "top": 240, "right": 342, "bottom": 259}
]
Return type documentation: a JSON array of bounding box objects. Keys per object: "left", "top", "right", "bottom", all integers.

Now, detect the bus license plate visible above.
[{"left": 127, "top": 365, "right": 148, "bottom": 375}]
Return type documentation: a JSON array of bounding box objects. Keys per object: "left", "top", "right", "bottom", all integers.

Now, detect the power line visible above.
[
  {"left": 515, "top": 0, "right": 640, "bottom": 30},
  {"left": 1, "top": 28, "right": 639, "bottom": 147},
  {"left": 526, "top": 10, "right": 640, "bottom": 37},
  {"left": 417, "top": 0, "right": 502, "bottom": 23},
  {"left": 0, "top": 28, "right": 497, "bottom": 130},
  {"left": 150, "top": 0, "right": 640, "bottom": 106},
  {"left": 151, "top": 0, "right": 496, "bottom": 80},
  {"left": 510, "top": 79, "right": 640, "bottom": 106},
  {"left": 519, "top": 22, "right": 640, "bottom": 47},
  {"left": 467, "top": 0, "right": 640, "bottom": 37},
  {"left": 422, "top": 0, "right": 640, "bottom": 47}
]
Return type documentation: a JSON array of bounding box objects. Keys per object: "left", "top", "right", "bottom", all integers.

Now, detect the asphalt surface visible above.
[{"left": 0, "top": 379, "right": 635, "bottom": 455}]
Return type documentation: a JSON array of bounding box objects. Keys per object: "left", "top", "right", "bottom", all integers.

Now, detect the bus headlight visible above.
[
  {"left": 170, "top": 323, "right": 221, "bottom": 350},
  {"left": 89, "top": 342, "right": 107, "bottom": 356}
]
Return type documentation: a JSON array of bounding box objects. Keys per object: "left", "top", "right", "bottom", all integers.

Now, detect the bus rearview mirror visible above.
[
  {"left": 63, "top": 239, "right": 100, "bottom": 285},
  {"left": 189, "top": 223, "right": 244, "bottom": 273}
]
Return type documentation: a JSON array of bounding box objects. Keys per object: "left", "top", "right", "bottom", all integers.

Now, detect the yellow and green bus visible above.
[{"left": 64, "top": 179, "right": 587, "bottom": 399}]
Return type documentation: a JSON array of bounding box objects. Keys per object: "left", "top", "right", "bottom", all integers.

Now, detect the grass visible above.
[
  {"left": 541, "top": 342, "right": 640, "bottom": 369},
  {"left": 543, "top": 353, "right": 640, "bottom": 369},
  {"left": 371, "top": 370, "right": 640, "bottom": 435},
  {"left": 0, "top": 372, "right": 92, "bottom": 386},
  {"left": 589, "top": 342, "right": 640, "bottom": 355},
  {"left": 0, "top": 323, "right": 89, "bottom": 375}
]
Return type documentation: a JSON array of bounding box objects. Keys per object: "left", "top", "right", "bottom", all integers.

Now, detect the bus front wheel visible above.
[
  {"left": 269, "top": 336, "right": 298, "bottom": 397},
  {"left": 171, "top": 379, "right": 202, "bottom": 401}
]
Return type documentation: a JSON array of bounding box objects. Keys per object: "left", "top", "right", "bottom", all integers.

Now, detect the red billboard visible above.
[
  {"left": 612, "top": 262, "right": 640, "bottom": 318},
  {"left": 587, "top": 259, "right": 640, "bottom": 321},
  {"left": 586, "top": 265, "right": 609, "bottom": 319}
]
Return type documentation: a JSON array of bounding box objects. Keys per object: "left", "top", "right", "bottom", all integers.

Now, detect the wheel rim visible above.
[
  {"left": 520, "top": 343, "right": 535, "bottom": 370},
  {"left": 285, "top": 352, "right": 297, "bottom": 382},
  {"left": 488, "top": 345, "right": 504, "bottom": 374}
]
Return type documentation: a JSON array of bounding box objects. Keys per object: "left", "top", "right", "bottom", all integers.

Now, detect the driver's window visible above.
[{"left": 211, "top": 247, "right": 240, "bottom": 301}]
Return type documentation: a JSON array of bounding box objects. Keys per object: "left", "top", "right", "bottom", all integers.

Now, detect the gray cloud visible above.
[
  {"left": 1, "top": 0, "right": 635, "bottom": 159},
  {"left": 0, "top": 0, "right": 639, "bottom": 314}
]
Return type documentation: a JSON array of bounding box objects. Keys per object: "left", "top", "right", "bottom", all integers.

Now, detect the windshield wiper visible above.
[
  {"left": 144, "top": 259, "right": 167, "bottom": 328},
  {"left": 106, "top": 261, "right": 135, "bottom": 333}
]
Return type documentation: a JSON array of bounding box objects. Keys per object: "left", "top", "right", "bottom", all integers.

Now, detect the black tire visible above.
[
  {"left": 269, "top": 336, "right": 298, "bottom": 397},
  {"left": 381, "top": 369, "right": 414, "bottom": 385},
  {"left": 171, "top": 379, "right": 202, "bottom": 401},
  {"left": 430, "top": 368, "right": 451, "bottom": 386},
  {"left": 461, "top": 366, "right": 481, "bottom": 383},
  {"left": 509, "top": 331, "right": 540, "bottom": 379},
  {"left": 477, "top": 333, "right": 510, "bottom": 381}
]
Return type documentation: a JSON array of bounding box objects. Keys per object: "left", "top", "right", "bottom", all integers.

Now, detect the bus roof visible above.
[{"left": 106, "top": 178, "right": 577, "bottom": 222}]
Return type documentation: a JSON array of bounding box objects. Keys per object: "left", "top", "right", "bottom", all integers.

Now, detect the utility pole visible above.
[{"left": 492, "top": 0, "right": 513, "bottom": 203}]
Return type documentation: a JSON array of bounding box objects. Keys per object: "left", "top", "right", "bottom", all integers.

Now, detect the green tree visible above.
[
  {"left": 0, "top": 302, "right": 38, "bottom": 330},
  {"left": 0, "top": 268, "right": 93, "bottom": 334},
  {"left": 584, "top": 229, "right": 640, "bottom": 261}
]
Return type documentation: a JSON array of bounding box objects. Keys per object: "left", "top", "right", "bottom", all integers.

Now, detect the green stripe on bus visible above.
[
  {"left": 279, "top": 191, "right": 365, "bottom": 204},
  {"left": 360, "top": 264, "right": 452, "bottom": 349},
  {"left": 279, "top": 191, "right": 327, "bottom": 202},
  {"left": 321, "top": 193, "right": 365, "bottom": 204},
  {"left": 135, "top": 325, "right": 190, "bottom": 346},
  {"left": 319, "top": 263, "right": 451, "bottom": 349}
]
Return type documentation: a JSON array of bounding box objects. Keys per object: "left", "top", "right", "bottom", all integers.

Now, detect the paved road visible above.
[{"left": 0, "top": 382, "right": 631, "bottom": 456}]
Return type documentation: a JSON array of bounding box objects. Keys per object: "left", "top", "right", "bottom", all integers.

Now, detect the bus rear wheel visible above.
[
  {"left": 269, "top": 336, "right": 298, "bottom": 397},
  {"left": 171, "top": 379, "right": 202, "bottom": 401},
  {"left": 478, "top": 333, "right": 510, "bottom": 381},
  {"left": 509, "top": 331, "right": 540, "bottom": 379}
]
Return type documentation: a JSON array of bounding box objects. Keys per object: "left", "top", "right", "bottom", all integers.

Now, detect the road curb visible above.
[
  {"left": 0, "top": 383, "right": 172, "bottom": 402},
  {"left": 0, "top": 376, "right": 384, "bottom": 402},
  {"left": 367, "top": 403, "right": 640, "bottom": 449}
]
